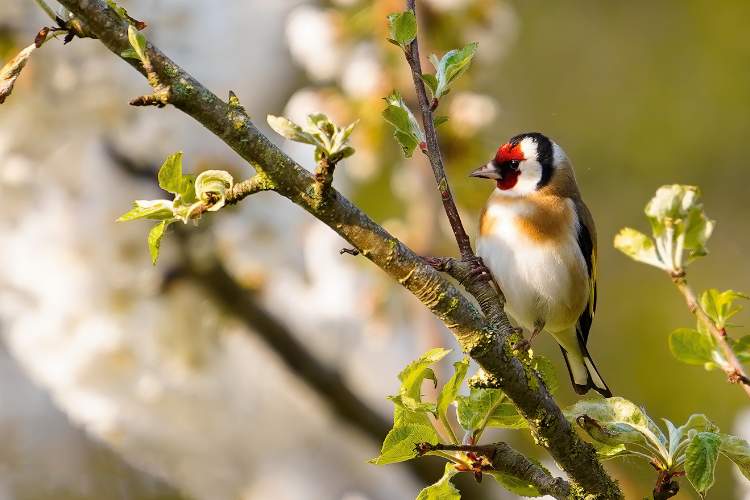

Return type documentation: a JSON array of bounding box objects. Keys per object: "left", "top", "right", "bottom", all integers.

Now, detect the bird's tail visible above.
[{"left": 559, "top": 336, "right": 611, "bottom": 398}]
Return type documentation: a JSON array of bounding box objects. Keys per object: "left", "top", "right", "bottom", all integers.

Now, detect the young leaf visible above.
[
  {"left": 644, "top": 185, "right": 715, "bottom": 265},
  {"left": 436, "top": 357, "right": 469, "bottom": 424},
  {"left": 719, "top": 433, "right": 750, "bottom": 481},
  {"left": 614, "top": 227, "right": 666, "bottom": 269},
  {"left": 700, "top": 289, "right": 749, "bottom": 329},
  {"left": 456, "top": 388, "right": 526, "bottom": 432},
  {"left": 266, "top": 115, "right": 315, "bottom": 144},
  {"left": 148, "top": 220, "right": 173, "bottom": 265},
  {"left": 684, "top": 432, "right": 721, "bottom": 497},
  {"left": 383, "top": 91, "right": 425, "bottom": 158},
  {"left": 369, "top": 422, "right": 438, "bottom": 465},
  {"left": 127, "top": 24, "right": 147, "bottom": 63},
  {"left": 531, "top": 354, "right": 559, "bottom": 395},
  {"left": 398, "top": 347, "right": 451, "bottom": 411},
  {"left": 0, "top": 44, "right": 35, "bottom": 104},
  {"left": 387, "top": 11, "right": 417, "bottom": 47},
  {"left": 195, "top": 170, "right": 233, "bottom": 211},
  {"left": 106, "top": 0, "right": 147, "bottom": 29},
  {"left": 421, "top": 74, "right": 438, "bottom": 98},
  {"left": 117, "top": 199, "right": 175, "bottom": 221},
  {"left": 158, "top": 152, "right": 186, "bottom": 195},
  {"left": 565, "top": 397, "right": 668, "bottom": 458},
  {"left": 669, "top": 328, "right": 716, "bottom": 366},
  {"left": 416, "top": 464, "right": 459, "bottom": 500},
  {"left": 430, "top": 43, "right": 478, "bottom": 98},
  {"left": 487, "top": 469, "right": 543, "bottom": 497}
]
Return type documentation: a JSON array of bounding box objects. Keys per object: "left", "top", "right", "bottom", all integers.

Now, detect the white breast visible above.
[{"left": 477, "top": 197, "right": 589, "bottom": 334}]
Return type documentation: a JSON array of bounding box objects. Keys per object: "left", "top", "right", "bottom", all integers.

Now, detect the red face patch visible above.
[
  {"left": 495, "top": 143, "right": 525, "bottom": 164},
  {"left": 497, "top": 169, "right": 520, "bottom": 190}
]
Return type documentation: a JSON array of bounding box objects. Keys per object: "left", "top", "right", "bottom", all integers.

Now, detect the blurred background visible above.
[{"left": 1, "top": 0, "right": 749, "bottom": 498}]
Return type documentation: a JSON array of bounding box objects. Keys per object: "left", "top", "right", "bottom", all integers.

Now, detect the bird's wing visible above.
[{"left": 574, "top": 199, "right": 597, "bottom": 344}]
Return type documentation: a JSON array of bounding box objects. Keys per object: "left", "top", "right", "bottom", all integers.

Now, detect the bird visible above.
[{"left": 470, "top": 132, "right": 611, "bottom": 397}]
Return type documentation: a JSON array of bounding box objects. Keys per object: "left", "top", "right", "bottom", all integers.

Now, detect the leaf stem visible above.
[
  {"left": 438, "top": 412, "right": 459, "bottom": 445},
  {"left": 671, "top": 273, "right": 750, "bottom": 398}
]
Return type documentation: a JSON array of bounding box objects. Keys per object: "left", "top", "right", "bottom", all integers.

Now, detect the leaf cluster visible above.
[
  {"left": 615, "top": 185, "right": 714, "bottom": 273},
  {"left": 371, "top": 348, "right": 558, "bottom": 499},
  {"left": 267, "top": 113, "right": 357, "bottom": 164},
  {"left": 117, "top": 152, "right": 233, "bottom": 264},
  {"left": 567, "top": 398, "right": 750, "bottom": 498}
]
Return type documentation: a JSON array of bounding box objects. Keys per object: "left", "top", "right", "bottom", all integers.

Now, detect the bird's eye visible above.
[{"left": 508, "top": 160, "right": 520, "bottom": 170}]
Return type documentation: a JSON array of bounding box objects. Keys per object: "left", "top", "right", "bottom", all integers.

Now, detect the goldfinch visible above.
[{"left": 470, "top": 132, "right": 611, "bottom": 397}]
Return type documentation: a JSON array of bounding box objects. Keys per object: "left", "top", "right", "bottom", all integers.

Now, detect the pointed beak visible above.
[{"left": 469, "top": 163, "right": 501, "bottom": 180}]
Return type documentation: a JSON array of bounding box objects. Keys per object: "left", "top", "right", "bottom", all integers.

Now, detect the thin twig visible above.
[
  {"left": 672, "top": 273, "right": 750, "bottom": 398},
  {"left": 404, "top": 0, "right": 473, "bottom": 260},
  {"left": 418, "top": 442, "right": 571, "bottom": 500},
  {"left": 225, "top": 174, "right": 274, "bottom": 205}
]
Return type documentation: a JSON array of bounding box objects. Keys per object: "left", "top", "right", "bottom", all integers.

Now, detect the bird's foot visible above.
[{"left": 462, "top": 255, "right": 493, "bottom": 285}]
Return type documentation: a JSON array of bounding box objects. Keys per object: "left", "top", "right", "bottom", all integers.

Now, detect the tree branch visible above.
[
  {"left": 671, "top": 272, "right": 750, "bottom": 398},
  {"left": 52, "top": 1, "right": 621, "bottom": 496},
  {"left": 418, "top": 442, "right": 570, "bottom": 500}
]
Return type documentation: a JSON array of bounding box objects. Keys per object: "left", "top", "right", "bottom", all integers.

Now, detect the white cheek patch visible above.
[{"left": 495, "top": 159, "right": 543, "bottom": 197}]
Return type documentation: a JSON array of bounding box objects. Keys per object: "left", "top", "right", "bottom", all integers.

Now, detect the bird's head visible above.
[{"left": 470, "top": 132, "right": 569, "bottom": 197}]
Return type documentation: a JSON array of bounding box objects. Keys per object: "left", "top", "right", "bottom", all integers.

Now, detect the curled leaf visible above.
[
  {"left": 195, "top": 169, "right": 233, "bottom": 211},
  {"left": 0, "top": 44, "right": 36, "bottom": 104}
]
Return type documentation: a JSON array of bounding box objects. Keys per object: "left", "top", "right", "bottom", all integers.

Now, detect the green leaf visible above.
[
  {"left": 157, "top": 152, "right": 186, "bottom": 195},
  {"left": 398, "top": 347, "right": 451, "bottom": 411},
  {"left": 266, "top": 115, "right": 316, "bottom": 144},
  {"left": 719, "top": 433, "right": 750, "bottom": 481},
  {"left": 614, "top": 227, "right": 666, "bottom": 269},
  {"left": 147, "top": 220, "right": 173, "bottom": 265},
  {"left": 531, "top": 354, "right": 559, "bottom": 395},
  {"left": 120, "top": 48, "right": 140, "bottom": 60},
  {"left": 127, "top": 25, "right": 147, "bottom": 63},
  {"left": 669, "top": 328, "right": 716, "bottom": 366},
  {"left": 369, "top": 422, "right": 438, "bottom": 465},
  {"left": 387, "top": 11, "right": 417, "bottom": 47},
  {"left": 195, "top": 169, "right": 233, "bottom": 212},
  {"left": 117, "top": 199, "right": 174, "bottom": 221},
  {"left": 107, "top": 0, "right": 146, "bottom": 29},
  {"left": 733, "top": 335, "right": 750, "bottom": 363},
  {"left": 416, "top": 464, "right": 460, "bottom": 500},
  {"left": 684, "top": 432, "right": 721, "bottom": 496},
  {"left": 421, "top": 74, "right": 438, "bottom": 98},
  {"left": 433, "top": 115, "right": 449, "bottom": 127},
  {"left": 383, "top": 91, "right": 425, "bottom": 158},
  {"left": 665, "top": 415, "right": 718, "bottom": 463},
  {"left": 565, "top": 397, "right": 668, "bottom": 458},
  {"left": 645, "top": 185, "right": 715, "bottom": 266},
  {"left": 700, "top": 289, "right": 749, "bottom": 329},
  {"left": 430, "top": 42, "right": 478, "bottom": 99},
  {"left": 487, "top": 470, "right": 543, "bottom": 497},
  {"left": 436, "top": 357, "right": 469, "bottom": 425},
  {"left": 456, "top": 387, "right": 526, "bottom": 432}
]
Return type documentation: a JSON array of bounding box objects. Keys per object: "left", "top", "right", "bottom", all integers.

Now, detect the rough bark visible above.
[{"left": 52, "top": 1, "right": 622, "bottom": 496}]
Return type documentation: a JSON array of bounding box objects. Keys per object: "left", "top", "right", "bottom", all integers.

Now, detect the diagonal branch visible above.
[
  {"left": 51, "top": 1, "right": 621, "bottom": 496},
  {"left": 418, "top": 442, "right": 571, "bottom": 500},
  {"left": 671, "top": 273, "right": 750, "bottom": 398}
]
